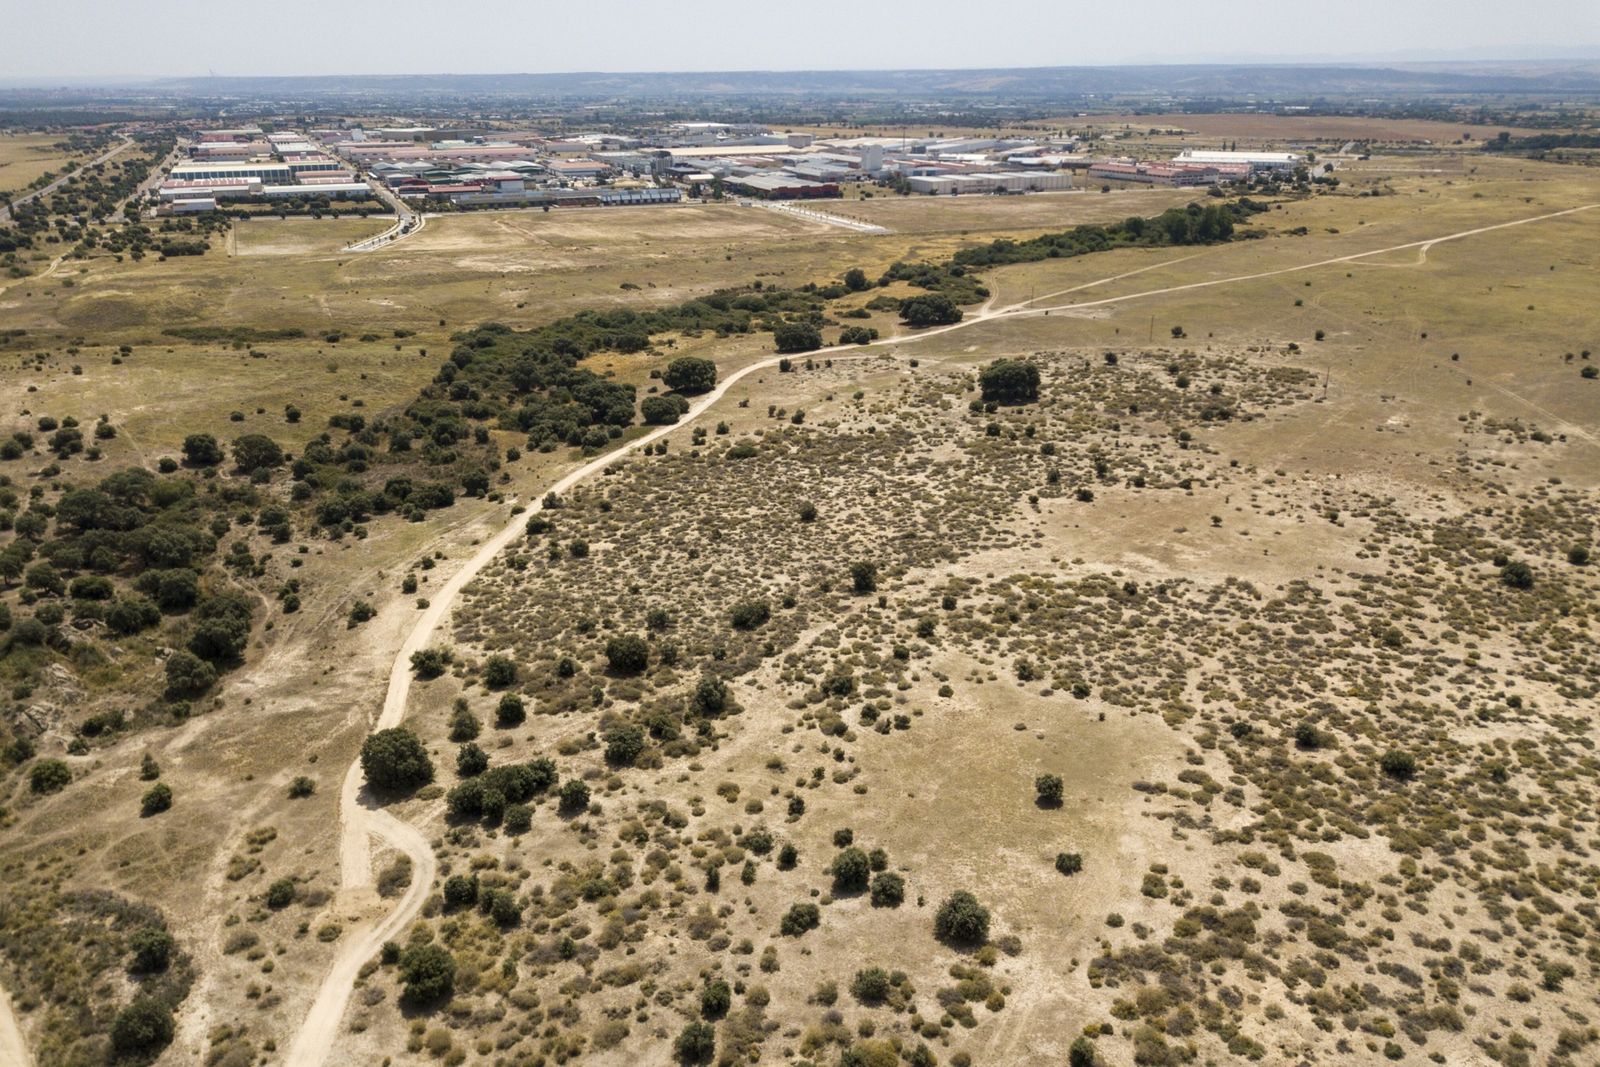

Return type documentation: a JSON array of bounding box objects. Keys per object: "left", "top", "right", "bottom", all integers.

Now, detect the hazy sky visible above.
[{"left": 6, "top": 0, "right": 1599, "bottom": 80}]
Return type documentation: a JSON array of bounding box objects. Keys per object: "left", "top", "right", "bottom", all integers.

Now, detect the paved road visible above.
[{"left": 0, "top": 136, "right": 132, "bottom": 223}]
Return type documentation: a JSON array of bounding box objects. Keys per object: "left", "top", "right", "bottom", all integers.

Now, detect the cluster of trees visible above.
[
  {"left": 979, "top": 359, "right": 1042, "bottom": 404},
  {"left": 0, "top": 133, "right": 174, "bottom": 261},
  {"left": 1483, "top": 131, "right": 1600, "bottom": 154},
  {"left": 952, "top": 200, "right": 1269, "bottom": 271},
  {"left": 0, "top": 463, "right": 260, "bottom": 700}
]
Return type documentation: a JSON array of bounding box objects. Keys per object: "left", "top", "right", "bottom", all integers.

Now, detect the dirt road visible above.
[
  {"left": 278, "top": 199, "right": 1596, "bottom": 1065},
  {"left": 0, "top": 984, "right": 34, "bottom": 1067}
]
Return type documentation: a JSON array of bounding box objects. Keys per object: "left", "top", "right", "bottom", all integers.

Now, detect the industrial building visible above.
[
  {"left": 168, "top": 161, "right": 294, "bottom": 184},
  {"left": 1174, "top": 150, "right": 1302, "bottom": 172},
  {"left": 727, "top": 174, "right": 840, "bottom": 200},
  {"left": 905, "top": 172, "right": 1073, "bottom": 195}
]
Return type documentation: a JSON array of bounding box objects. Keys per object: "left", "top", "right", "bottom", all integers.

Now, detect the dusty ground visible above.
[{"left": 1, "top": 151, "right": 1598, "bottom": 1067}]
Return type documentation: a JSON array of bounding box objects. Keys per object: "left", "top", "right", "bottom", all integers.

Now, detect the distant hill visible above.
[{"left": 90, "top": 61, "right": 1600, "bottom": 100}]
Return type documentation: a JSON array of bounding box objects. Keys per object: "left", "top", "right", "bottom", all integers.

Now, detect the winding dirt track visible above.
[
  {"left": 0, "top": 984, "right": 34, "bottom": 1067},
  {"left": 278, "top": 201, "right": 1597, "bottom": 1066}
]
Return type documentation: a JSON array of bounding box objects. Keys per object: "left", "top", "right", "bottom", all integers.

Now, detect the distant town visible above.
[{"left": 156, "top": 120, "right": 1312, "bottom": 217}]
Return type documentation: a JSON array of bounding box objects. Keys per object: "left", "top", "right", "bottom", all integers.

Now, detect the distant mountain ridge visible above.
[{"left": 29, "top": 61, "right": 1600, "bottom": 99}]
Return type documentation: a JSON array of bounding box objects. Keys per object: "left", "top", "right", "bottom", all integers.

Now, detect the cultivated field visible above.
[{"left": 1, "top": 150, "right": 1597, "bottom": 1067}]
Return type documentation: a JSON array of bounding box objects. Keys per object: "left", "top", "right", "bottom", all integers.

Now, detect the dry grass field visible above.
[
  {"left": 1076, "top": 113, "right": 1554, "bottom": 144},
  {"left": 1, "top": 150, "right": 1598, "bottom": 1067},
  {"left": 0, "top": 133, "right": 84, "bottom": 195}
]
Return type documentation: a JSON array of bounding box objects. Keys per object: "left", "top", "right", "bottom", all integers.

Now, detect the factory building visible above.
[
  {"left": 905, "top": 172, "right": 1073, "bottom": 195},
  {"left": 1173, "top": 150, "right": 1301, "bottom": 172},
  {"left": 168, "top": 161, "right": 294, "bottom": 184},
  {"left": 727, "top": 174, "right": 840, "bottom": 200}
]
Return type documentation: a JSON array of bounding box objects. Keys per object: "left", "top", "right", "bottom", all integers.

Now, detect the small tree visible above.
[
  {"left": 1500, "top": 560, "right": 1534, "bottom": 589},
  {"left": 979, "top": 359, "right": 1041, "bottom": 404},
  {"left": 664, "top": 356, "right": 718, "bottom": 394},
  {"left": 231, "top": 433, "right": 284, "bottom": 473},
  {"left": 558, "top": 778, "right": 591, "bottom": 814},
  {"left": 181, "top": 433, "right": 224, "bottom": 467},
  {"left": 1035, "top": 773, "right": 1064, "bottom": 807},
  {"left": 674, "top": 1021, "right": 716, "bottom": 1064},
  {"left": 360, "top": 727, "right": 434, "bottom": 792},
  {"left": 398, "top": 943, "right": 456, "bottom": 1006},
  {"left": 780, "top": 902, "right": 821, "bottom": 936},
  {"left": 482, "top": 654, "right": 517, "bottom": 688},
  {"left": 729, "top": 599, "right": 770, "bottom": 630},
  {"left": 265, "top": 878, "right": 295, "bottom": 909},
  {"left": 140, "top": 782, "right": 173, "bottom": 816},
  {"left": 899, "top": 293, "right": 962, "bottom": 327},
  {"left": 110, "top": 998, "right": 175, "bottom": 1058},
  {"left": 604, "top": 723, "right": 646, "bottom": 766},
  {"left": 1055, "top": 852, "right": 1084, "bottom": 876},
  {"left": 164, "top": 650, "right": 217, "bottom": 696},
  {"left": 699, "top": 978, "right": 732, "bottom": 1019},
  {"left": 934, "top": 890, "right": 990, "bottom": 945},
  {"left": 605, "top": 634, "right": 649, "bottom": 675},
  {"left": 128, "top": 928, "right": 175, "bottom": 974},
  {"left": 1380, "top": 749, "right": 1417, "bottom": 781},
  {"left": 641, "top": 395, "right": 688, "bottom": 425},
  {"left": 29, "top": 758, "right": 70, "bottom": 794},
  {"left": 691, "top": 673, "right": 730, "bottom": 717},
  {"left": 1069, "top": 1035, "right": 1099, "bottom": 1067},
  {"left": 870, "top": 871, "right": 905, "bottom": 908},
  {"left": 496, "top": 693, "right": 525, "bottom": 727},
  {"left": 843, "top": 267, "right": 871, "bottom": 292},
  {"left": 851, "top": 967, "right": 892, "bottom": 1004},
  {"left": 831, "top": 847, "right": 871, "bottom": 893},
  {"left": 456, "top": 742, "right": 489, "bottom": 778},
  {"left": 410, "top": 647, "right": 452, "bottom": 678},
  {"left": 850, "top": 561, "right": 878, "bottom": 595},
  {"left": 773, "top": 322, "right": 822, "bottom": 353}
]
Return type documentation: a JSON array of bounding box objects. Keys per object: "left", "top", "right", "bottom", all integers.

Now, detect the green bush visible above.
[
  {"left": 773, "top": 322, "right": 822, "bottom": 353},
  {"left": 30, "top": 758, "right": 71, "bottom": 794},
  {"left": 604, "top": 723, "right": 646, "bottom": 766},
  {"left": 483, "top": 654, "right": 517, "bottom": 688},
  {"left": 934, "top": 891, "right": 990, "bottom": 945},
  {"left": 265, "top": 878, "right": 295, "bottom": 909},
  {"left": 605, "top": 634, "right": 649, "bottom": 675},
  {"left": 558, "top": 778, "right": 590, "bottom": 813},
  {"left": 663, "top": 356, "right": 718, "bottom": 394},
  {"left": 140, "top": 782, "right": 172, "bottom": 816},
  {"left": 831, "top": 847, "right": 871, "bottom": 893},
  {"left": 398, "top": 943, "right": 456, "bottom": 1006},
  {"left": 127, "top": 928, "right": 175, "bottom": 974},
  {"left": 870, "top": 871, "right": 905, "bottom": 907},
  {"left": 1035, "top": 772, "right": 1064, "bottom": 806},
  {"left": 640, "top": 395, "right": 689, "bottom": 425},
  {"left": 360, "top": 728, "right": 434, "bottom": 792},
  {"left": 674, "top": 1020, "right": 716, "bottom": 1064},
  {"left": 1380, "top": 749, "right": 1417, "bottom": 781},
  {"left": 899, "top": 293, "right": 963, "bottom": 327},
  {"left": 979, "top": 359, "right": 1041, "bottom": 404},
  {"left": 780, "top": 902, "right": 820, "bottom": 936},
  {"left": 730, "top": 599, "right": 770, "bottom": 630},
  {"left": 110, "top": 998, "right": 175, "bottom": 1058}
]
